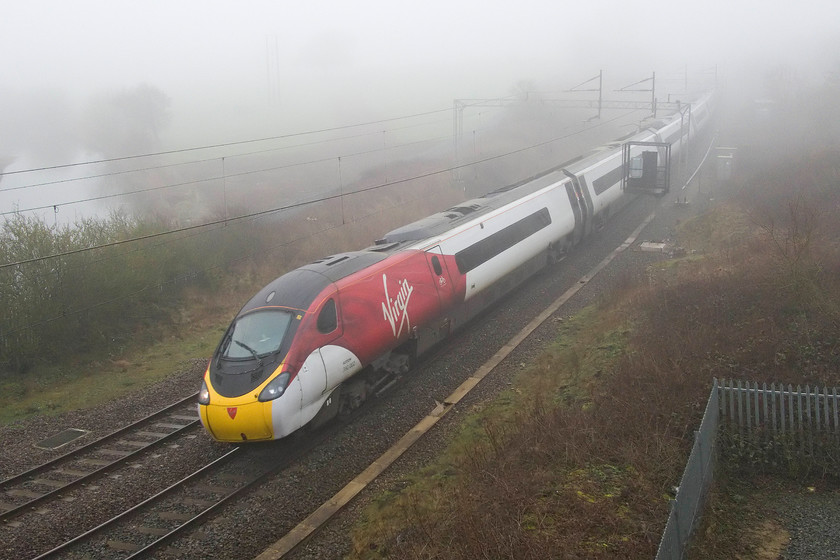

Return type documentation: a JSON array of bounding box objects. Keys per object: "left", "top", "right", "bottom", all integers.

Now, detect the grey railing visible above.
[
  {"left": 718, "top": 379, "right": 840, "bottom": 438},
  {"left": 656, "top": 378, "right": 840, "bottom": 560},
  {"left": 655, "top": 379, "right": 719, "bottom": 560}
]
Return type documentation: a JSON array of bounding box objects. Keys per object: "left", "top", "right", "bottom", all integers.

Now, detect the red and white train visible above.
[{"left": 198, "top": 94, "right": 713, "bottom": 442}]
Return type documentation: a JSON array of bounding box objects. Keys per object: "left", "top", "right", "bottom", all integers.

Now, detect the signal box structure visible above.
[{"left": 621, "top": 141, "right": 671, "bottom": 196}]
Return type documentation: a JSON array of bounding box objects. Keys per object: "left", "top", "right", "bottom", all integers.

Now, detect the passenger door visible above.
[
  {"left": 425, "top": 246, "right": 454, "bottom": 306},
  {"left": 564, "top": 171, "right": 593, "bottom": 237},
  {"left": 299, "top": 292, "right": 343, "bottom": 403},
  {"left": 424, "top": 246, "right": 455, "bottom": 341}
]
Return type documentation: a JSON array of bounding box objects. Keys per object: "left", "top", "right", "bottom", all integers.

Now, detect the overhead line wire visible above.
[
  {"left": 1, "top": 106, "right": 628, "bottom": 335},
  {"left": 1, "top": 109, "right": 475, "bottom": 193},
  {"left": 1, "top": 179, "right": 470, "bottom": 336},
  {"left": 0, "top": 108, "right": 641, "bottom": 271},
  {"left": 1, "top": 106, "right": 506, "bottom": 215},
  {"left": 0, "top": 106, "right": 457, "bottom": 178},
  {"left": 0, "top": 133, "right": 456, "bottom": 216},
  {"left": 0, "top": 112, "right": 504, "bottom": 275}
]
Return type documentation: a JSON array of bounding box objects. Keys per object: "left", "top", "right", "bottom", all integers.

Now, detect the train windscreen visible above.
[{"left": 220, "top": 309, "right": 294, "bottom": 361}]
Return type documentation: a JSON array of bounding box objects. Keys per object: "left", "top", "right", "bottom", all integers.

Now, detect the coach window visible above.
[
  {"left": 455, "top": 208, "right": 552, "bottom": 274},
  {"left": 317, "top": 298, "right": 337, "bottom": 333},
  {"left": 431, "top": 255, "right": 443, "bottom": 276}
]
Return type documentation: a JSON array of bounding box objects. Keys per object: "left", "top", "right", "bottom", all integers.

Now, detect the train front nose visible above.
[{"left": 200, "top": 400, "right": 274, "bottom": 442}]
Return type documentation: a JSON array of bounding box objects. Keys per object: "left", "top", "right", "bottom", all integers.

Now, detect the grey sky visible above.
[
  {"left": 1, "top": 0, "right": 839, "bottom": 222},
  {"left": 4, "top": 0, "right": 838, "bottom": 122}
]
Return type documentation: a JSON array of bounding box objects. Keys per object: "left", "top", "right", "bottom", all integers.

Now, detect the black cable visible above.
[
  {"left": 0, "top": 108, "right": 646, "bottom": 338},
  {"left": 0, "top": 106, "right": 456, "bottom": 178},
  {"left": 1, "top": 109, "right": 473, "bottom": 193},
  {"left": 0, "top": 133, "right": 455, "bottom": 216},
  {"left": 0, "top": 108, "right": 641, "bottom": 271},
  {"left": 0, "top": 183, "right": 460, "bottom": 336},
  {"left": 0, "top": 114, "right": 504, "bottom": 277},
  {"left": 0, "top": 110, "right": 497, "bottom": 213}
]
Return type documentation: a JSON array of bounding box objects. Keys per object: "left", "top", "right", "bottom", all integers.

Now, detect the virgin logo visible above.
[{"left": 382, "top": 274, "right": 413, "bottom": 338}]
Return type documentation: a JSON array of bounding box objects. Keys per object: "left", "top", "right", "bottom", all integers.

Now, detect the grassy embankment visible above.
[
  {"left": 345, "top": 144, "right": 840, "bottom": 558},
  {"left": 0, "top": 287, "right": 229, "bottom": 424}
]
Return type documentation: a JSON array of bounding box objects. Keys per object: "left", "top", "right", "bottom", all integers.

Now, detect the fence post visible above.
[
  {"left": 780, "top": 383, "right": 786, "bottom": 433},
  {"left": 815, "top": 385, "right": 821, "bottom": 432},
  {"left": 823, "top": 386, "right": 830, "bottom": 436},
  {"left": 672, "top": 500, "right": 681, "bottom": 557},
  {"left": 745, "top": 380, "right": 752, "bottom": 431},
  {"left": 806, "top": 384, "right": 812, "bottom": 428},
  {"left": 808, "top": 385, "right": 815, "bottom": 456},
  {"left": 798, "top": 385, "right": 804, "bottom": 453},
  {"left": 788, "top": 384, "right": 794, "bottom": 437},
  {"left": 762, "top": 382, "right": 769, "bottom": 437},
  {"left": 728, "top": 379, "right": 735, "bottom": 428},
  {"left": 747, "top": 381, "right": 752, "bottom": 430},
  {"left": 809, "top": 386, "right": 815, "bottom": 455},
  {"left": 697, "top": 429, "right": 705, "bottom": 487}
]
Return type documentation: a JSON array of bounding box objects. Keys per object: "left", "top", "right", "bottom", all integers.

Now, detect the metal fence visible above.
[
  {"left": 718, "top": 378, "right": 840, "bottom": 439},
  {"left": 655, "top": 379, "right": 719, "bottom": 560},
  {"left": 656, "top": 378, "right": 840, "bottom": 560}
]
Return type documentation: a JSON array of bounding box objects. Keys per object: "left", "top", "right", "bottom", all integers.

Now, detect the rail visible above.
[{"left": 0, "top": 393, "right": 200, "bottom": 522}]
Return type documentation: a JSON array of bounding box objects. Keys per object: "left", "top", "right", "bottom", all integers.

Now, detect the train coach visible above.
[{"left": 198, "top": 93, "right": 713, "bottom": 442}]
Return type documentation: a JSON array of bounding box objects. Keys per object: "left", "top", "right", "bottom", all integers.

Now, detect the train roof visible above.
[
  {"left": 301, "top": 251, "right": 389, "bottom": 281},
  {"left": 375, "top": 98, "right": 710, "bottom": 248},
  {"left": 378, "top": 169, "right": 568, "bottom": 244},
  {"left": 241, "top": 251, "right": 388, "bottom": 313}
]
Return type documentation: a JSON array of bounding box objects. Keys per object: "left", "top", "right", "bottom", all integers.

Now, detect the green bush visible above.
[{"left": 0, "top": 210, "right": 268, "bottom": 374}]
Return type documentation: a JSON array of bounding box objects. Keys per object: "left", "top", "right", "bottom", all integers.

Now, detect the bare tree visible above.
[{"left": 82, "top": 84, "right": 171, "bottom": 158}]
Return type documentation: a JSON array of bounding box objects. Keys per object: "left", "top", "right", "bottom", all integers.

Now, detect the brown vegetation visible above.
[{"left": 347, "top": 138, "right": 840, "bottom": 557}]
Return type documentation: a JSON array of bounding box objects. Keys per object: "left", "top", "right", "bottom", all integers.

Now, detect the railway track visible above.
[
  {"left": 31, "top": 424, "right": 336, "bottom": 559},
  {"left": 255, "top": 211, "right": 660, "bottom": 559},
  {"left": 0, "top": 393, "right": 200, "bottom": 523}
]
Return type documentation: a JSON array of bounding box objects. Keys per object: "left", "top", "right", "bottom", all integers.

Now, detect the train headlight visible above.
[
  {"left": 258, "top": 371, "right": 291, "bottom": 402},
  {"left": 198, "top": 380, "right": 210, "bottom": 405}
]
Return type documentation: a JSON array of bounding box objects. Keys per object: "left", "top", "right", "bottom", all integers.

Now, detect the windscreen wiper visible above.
[{"left": 234, "top": 340, "right": 262, "bottom": 364}]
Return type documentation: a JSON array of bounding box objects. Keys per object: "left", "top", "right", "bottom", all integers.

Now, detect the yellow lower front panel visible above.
[{"left": 202, "top": 401, "right": 273, "bottom": 442}]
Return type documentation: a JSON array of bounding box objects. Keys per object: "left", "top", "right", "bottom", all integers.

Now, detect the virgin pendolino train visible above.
[{"left": 198, "top": 94, "right": 713, "bottom": 442}]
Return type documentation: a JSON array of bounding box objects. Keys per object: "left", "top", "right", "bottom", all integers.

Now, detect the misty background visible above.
[
  {"left": 1, "top": 0, "right": 840, "bottom": 373},
  {"left": 1, "top": 0, "right": 839, "bottom": 226}
]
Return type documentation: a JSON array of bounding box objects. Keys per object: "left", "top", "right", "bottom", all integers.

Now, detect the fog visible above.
[{"left": 2, "top": 0, "right": 839, "bottom": 224}]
